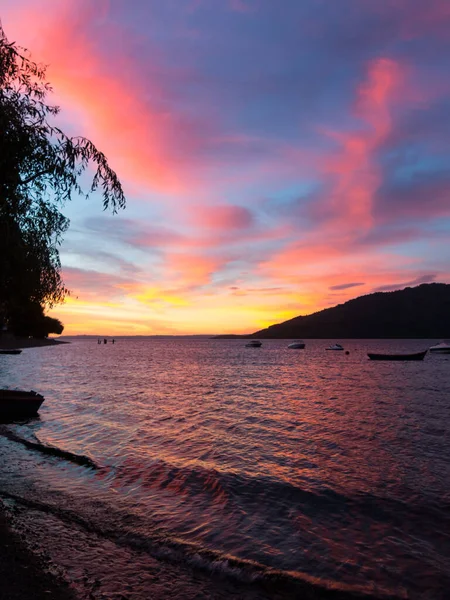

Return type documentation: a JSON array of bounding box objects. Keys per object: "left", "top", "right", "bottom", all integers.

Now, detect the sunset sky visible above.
[{"left": 2, "top": 0, "right": 450, "bottom": 335}]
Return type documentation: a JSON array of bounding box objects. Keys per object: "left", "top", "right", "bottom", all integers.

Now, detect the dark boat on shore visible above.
[
  {"left": 0, "top": 349, "right": 22, "bottom": 355},
  {"left": 367, "top": 350, "right": 427, "bottom": 361},
  {"left": 0, "top": 389, "right": 45, "bottom": 418}
]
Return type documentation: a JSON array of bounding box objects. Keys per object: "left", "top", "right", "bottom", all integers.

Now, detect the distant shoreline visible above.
[{"left": 0, "top": 336, "right": 68, "bottom": 350}]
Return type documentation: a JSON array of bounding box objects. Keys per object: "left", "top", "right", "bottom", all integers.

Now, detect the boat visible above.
[
  {"left": 245, "top": 340, "right": 262, "bottom": 348},
  {"left": 326, "top": 344, "right": 344, "bottom": 351},
  {"left": 0, "top": 349, "right": 22, "bottom": 355},
  {"left": 429, "top": 342, "right": 450, "bottom": 354},
  {"left": 367, "top": 350, "right": 427, "bottom": 361},
  {"left": 288, "top": 340, "right": 305, "bottom": 349},
  {"left": 0, "top": 389, "right": 45, "bottom": 418}
]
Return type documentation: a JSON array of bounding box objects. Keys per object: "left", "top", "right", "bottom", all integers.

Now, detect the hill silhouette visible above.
[{"left": 217, "top": 283, "right": 450, "bottom": 339}]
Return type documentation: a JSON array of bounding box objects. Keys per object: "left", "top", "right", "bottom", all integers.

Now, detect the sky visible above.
[{"left": 1, "top": 0, "right": 450, "bottom": 335}]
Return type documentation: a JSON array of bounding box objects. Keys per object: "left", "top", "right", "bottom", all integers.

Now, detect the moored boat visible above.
[
  {"left": 0, "top": 389, "right": 45, "bottom": 418},
  {"left": 245, "top": 340, "right": 262, "bottom": 348},
  {"left": 288, "top": 340, "right": 305, "bottom": 349},
  {"left": 367, "top": 350, "right": 427, "bottom": 361},
  {"left": 0, "top": 349, "right": 22, "bottom": 355},
  {"left": 429, "top": 342, "right": 450, "bottom": 354},
  {"left": 326, "top": 343, "right": 344, "bottom": 351}
]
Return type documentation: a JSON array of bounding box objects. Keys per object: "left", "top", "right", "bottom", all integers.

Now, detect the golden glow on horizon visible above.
[
  {"left": 135, "top": 288, "right": 191, "bottom": 307},
  {"left": 50, "top": 293, "right": 306, "bottom": 336},
  {"left": 50, "top": 257, "right": 449, "bottom": 336}
]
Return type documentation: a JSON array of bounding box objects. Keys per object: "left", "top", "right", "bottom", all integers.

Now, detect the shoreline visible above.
[
  {"left": 0, "top": 337, "right": 68, "bottom": 350},
  {"left": 0, "top": 500, "right": 388, "bottom": 600},
  {"left": 0, "top": 334, "right": 74, "bottom": 598},
  {"left": 0, "top": 511, "right": 76, "bottom": 600}
]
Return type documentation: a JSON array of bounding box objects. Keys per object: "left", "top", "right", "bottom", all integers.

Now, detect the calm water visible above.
[{"left": 0, "top": 338, "right": 450, "bottom": 599}]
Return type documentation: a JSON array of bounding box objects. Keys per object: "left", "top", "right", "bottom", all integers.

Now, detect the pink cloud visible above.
[
  {"left": 163, "top": 253, "right": 226, "bottom": 287},
  {"left": 254, "top": 57, "right": 429, "bottom": 300},
  {"left": 229, "top": 0, "right": 258, "bottom": 13},
  {"left": 2, "top": 1, "right": 215, "bottom": 195},
  {"left": 61, "top": 267, "right": 135, "bottom": 302},
  {"left": 392, "top": 0, "right": 450, "bottom": 40},
  {"left": 259, "top": 249, "right": 439, "bottom": 309},
  {"left": 257, "top": 58, "right": 403, "bottom": 290},
  {"left": 316, "top": 58, "right": 401, "bottom": 232},
  {"left": 189, "top": 205, "right": 254, "bottom": 230},
  {"left": 375, "top": 175, "right": 450, "bottom": 223},
  {"left": 190, "top": 0, "right": 258, "bottom": 13}
]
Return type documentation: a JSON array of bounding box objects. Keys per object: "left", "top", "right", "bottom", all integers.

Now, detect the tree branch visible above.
[{"left": 18, "top": 169, "right": 50, "bottom": 185}]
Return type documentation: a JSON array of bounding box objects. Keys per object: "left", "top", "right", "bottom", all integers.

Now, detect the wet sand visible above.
[
  {"left": 0, "top": 513, "right": 76, "bottom": 600},
  {"left": 0, "top": 497, "right": 393, "bottom": 600}
]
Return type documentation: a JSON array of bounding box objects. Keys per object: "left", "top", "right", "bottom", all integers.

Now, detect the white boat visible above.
[
  {"left": 429, "top": 342, "right": 450, "bottom": 354},
  {"left": 326, "top": 343, "right": 344, "bottom": 351},
  {"left": 245, "top": 340, "right": 262, "bottom": 348},
  {"left": 288, "top": 340, "right": 305, "bottom": 349}
]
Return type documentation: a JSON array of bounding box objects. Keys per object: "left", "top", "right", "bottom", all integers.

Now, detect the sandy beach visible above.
[
  {"left": 0, "top": 513, "right": 76, "bottom": 600},
  {"left": 0, "top": 336, "right": 68, "bottom": 350}
]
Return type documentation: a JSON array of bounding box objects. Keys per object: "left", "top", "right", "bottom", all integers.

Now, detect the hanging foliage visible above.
[{"left": 0, "top": 24, "right": 126, "bottom": 333}]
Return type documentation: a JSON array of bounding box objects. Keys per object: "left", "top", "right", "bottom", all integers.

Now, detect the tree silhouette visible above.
[{"left": 0, "top": 23, "right": 126, "bottom": 334}]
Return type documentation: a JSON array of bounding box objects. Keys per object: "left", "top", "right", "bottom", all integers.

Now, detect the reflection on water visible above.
[{"left": 1, "top": 338, "right": 450, "bottom": 599}]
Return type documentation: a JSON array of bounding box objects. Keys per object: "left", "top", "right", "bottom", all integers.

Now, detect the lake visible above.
[{"left": 1, "top": 337, "right": 449, "bottom": 599}]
